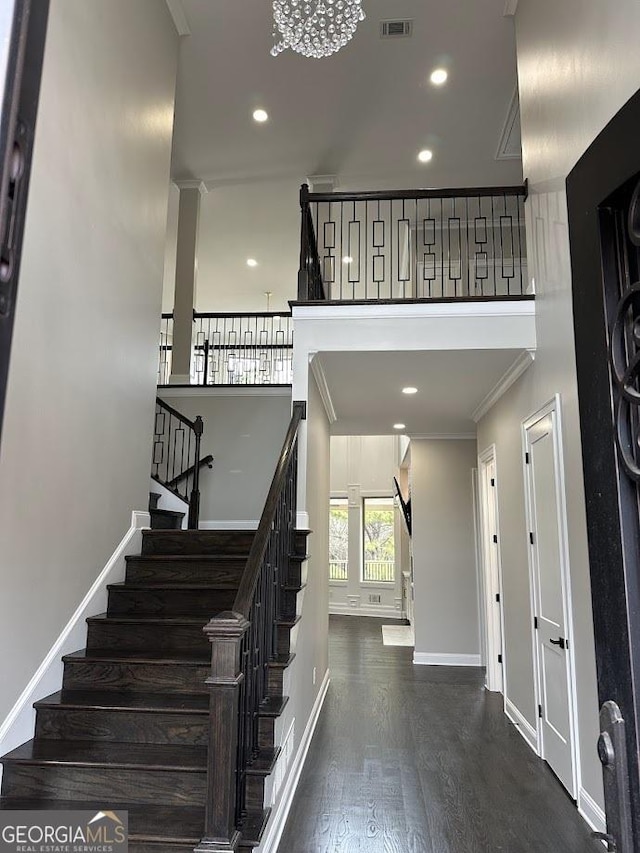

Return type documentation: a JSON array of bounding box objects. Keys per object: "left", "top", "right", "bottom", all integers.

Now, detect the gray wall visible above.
[
  {"left": 475, "top": 0, "right": 640, "bottom": 811},
  {"left": 411, "top": 440, "right": 480, "bottom": 659},
  {"left": 159, "top": 392, "right": 292, "bottom": 523},
  {"left": 0, "top": 0, "right": 177, "bottom": 722}
]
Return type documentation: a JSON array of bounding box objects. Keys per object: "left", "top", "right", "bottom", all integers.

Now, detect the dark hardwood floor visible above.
[{"left": 277, "top": 616, "right": 601, "bottom": 853}]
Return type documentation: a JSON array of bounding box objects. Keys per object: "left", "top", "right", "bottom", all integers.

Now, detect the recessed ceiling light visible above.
[
  {"left": 418, "top": 149, "right": 433, "bottom": 163},
  {"left": 247, "top": 258, "right": 258, "bottom": 267},
  {"left": 402, "top": 387, "right": 418, "bottom": 395},
  {"left": 430, "top": 68, "right": 448, "bottom": 86},
  {"left": 393, "top": 423, "right": 406, "bottom": 430},
  {"left": 343, "top": 255, "right": 353, "bottom": 264},
  {"left": 253, "top": 108, "right": 269, "bottom": 123}
]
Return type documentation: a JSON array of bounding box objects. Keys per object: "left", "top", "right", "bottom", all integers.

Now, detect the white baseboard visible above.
[
  {"left": 413, "top": 652, "right": 482, "bottom": 667},
  {"left": 199, "top": 520, "right": 259, "bottom": 530},
  {"left": 257, "top": 669, "right": 330, "bottom": 853},
  {"left": 505, "top": 696, "right": 539, "bottom": 754},
  {"left": 578, "top": 786, "right": 606, "bottom": 835},
  {"left": 329, "top": 603, "right": 402, "bottom": 619},
  {"left": 0, "top": 511, "right": 149, "bottom": 782}
]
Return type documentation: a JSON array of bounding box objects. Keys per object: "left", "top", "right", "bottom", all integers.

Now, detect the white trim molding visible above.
[
  {"left": 200, "top": 520, "right": 259, "bottom": 530},
  {"left": 329, "top": 603, "right": 401, "bottom": 619},
  {"left": 165, "top": 0, "right": 191, "bottom": 35},
  {"left": 159, "top": 386, "right": 291, "bottom": 399},
  {"left": 496, "top": 88, "right": 521, "bottom": 161},
  {"left": 258, "top": 670, "right": 330, "bottom": 853},
  {"left": 0, "top": 511, "right": 150, "bottom": 783},
  {"left": 174, "top": 179, "right": 207, "bottom": 194},
  {"left": 503, "top": 0, "right": 519, "bottom": 15},
  {"left": 577, "top": 786, "right": 606, "bottom": 835},
  {"left": 413, "top": 652, "right": 482, "bottom": 667},
  {"left": 309, "top": 354, "right": 337, "bottom": 424},
  {"left": 472, "top": 350, "right": 536, "bottom": 422},
  {"left": 292, "top": 300, "right": 536, "bottom": 322},
  {"left": 410, "top": 433, "right": 477, "bottom": 441},
  {"left": 505, "top": 697, "right": 539, "bottom": 754}
]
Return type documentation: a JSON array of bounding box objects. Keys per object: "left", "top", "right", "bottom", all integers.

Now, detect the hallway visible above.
[{"left": 277, "top": 616, "right": 600, "bottom": 853}]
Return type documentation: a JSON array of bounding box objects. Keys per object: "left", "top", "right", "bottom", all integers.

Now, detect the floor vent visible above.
[{"left": 380, "top": 19, "right": 413, "bottom": 38}]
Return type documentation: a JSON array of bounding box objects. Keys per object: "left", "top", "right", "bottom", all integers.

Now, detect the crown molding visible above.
[
  {"left": 165, "top": 0, "right": 191, "bottom": 36},
  {"left": 472, "top": 349, "right": 535, "bottom": 422},
  {"left": 175, "top": 180, "right": 208, "bottom": 195},
  {"left": 503, "top": 0, "right": 519, "bottom": 16},
  {"left": 310, "top": 354, "right": 338, "bottom": 424},
  {"left": 410, "top": 433, "right": 477, "bottom": 441}
]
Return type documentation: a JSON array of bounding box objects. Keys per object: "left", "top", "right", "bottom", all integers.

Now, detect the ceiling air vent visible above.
[{"left": 380, "top": 19, "right": 413, "bottom": 39}]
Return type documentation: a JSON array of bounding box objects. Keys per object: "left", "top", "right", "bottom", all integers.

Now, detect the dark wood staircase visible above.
[{"left": 0, "top": 528, "right": 303, "bottom": 852}]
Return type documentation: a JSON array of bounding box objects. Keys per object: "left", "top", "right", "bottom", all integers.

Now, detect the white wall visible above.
[
  {"left": 158, "top": 391, "right": 291, "bottom": 525},
  {"left": 474, "top": 0, "right": 640, "bottom": 818},
  {"left": 266, "top": 370, "right": 330, "bottom": 845},
  {"left": 329, "top": 435, "right": 404, "bottom": 618},
  {"left": 411, "top": 440, "right": 480, "bottom": 664},
  {"left": 0, "top": 0, "right": 178, "bottom": 723}
]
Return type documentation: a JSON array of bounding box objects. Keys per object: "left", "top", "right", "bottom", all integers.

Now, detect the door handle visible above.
[{"left": 549, "top": 637, "right": 566, "bottom": 649}]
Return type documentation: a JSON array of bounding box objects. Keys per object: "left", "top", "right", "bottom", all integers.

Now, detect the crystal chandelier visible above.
[{"left": 271, "top": 0, "right": 365, "bottom": 60}]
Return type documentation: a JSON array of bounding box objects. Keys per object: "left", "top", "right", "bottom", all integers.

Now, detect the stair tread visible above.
[
  {"left": 35, "top": 690, "right": 210, "bottom": 713},
  {"left": 63, "top": 649, "right": 209, "bottom": 665},
  {"left": 150, "top": 508, "right": 185, "bottom": 517},
  {"left": 108, "top": 582, "right": 240, "bottom": 591},
  {"left": 245, "top": 747, "right": 279, "bottom": 776},
  {"left": 268, "top": 653, "right": 295, "bottom": 669},
  {"left": 87, "top": 613, "right": 209, "bottom": 625},
  {"left": 126, "top": 554, "right": 247, "bottom": 563},
  {"left": 239, "top": 808, "right": 270, "bottom": 847},
  {"left": 260, "top": 695, "right": 289, "bottom": 718},
  {"left": 0, "top": 799, "right": 205, "bottom": 843},
  {"left": 2, "top": 740, "right": 207, "bottom": 771},
  {"left": 276, "top": 614, "right": 302, "bottom": 628}
]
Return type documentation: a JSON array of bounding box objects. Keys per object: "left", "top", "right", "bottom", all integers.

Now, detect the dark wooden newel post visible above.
[{"left": 195, "top": 612, "right": 249, "bottom": 853}]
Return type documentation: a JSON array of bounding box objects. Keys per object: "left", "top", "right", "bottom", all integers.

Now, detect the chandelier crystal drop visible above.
[{"left": 271, "top": 0, "right": 365, "bottom": 60}]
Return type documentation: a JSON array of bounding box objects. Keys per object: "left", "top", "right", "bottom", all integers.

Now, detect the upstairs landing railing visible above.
[
  {"left": 196, "top": 401, "right": 307, "bottom": 851},
  {"left": 298, "top": 182, "right": 529, "bottom": 303}
]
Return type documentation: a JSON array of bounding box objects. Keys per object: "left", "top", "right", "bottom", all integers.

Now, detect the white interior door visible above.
[
  {"left": 524, "top": 398, "right": 577, "bottom": 797},
  {"left": 479, "top": 447, "right": 504, "bottom": 693}
]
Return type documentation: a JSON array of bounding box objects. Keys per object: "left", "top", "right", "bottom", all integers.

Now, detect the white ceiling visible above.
[
  {"left": 171, "top": 0, "right": 523, "bottom": 189},
  {"left": 319, "top": 349, "right": 524, "bottom": 435},
  {"left": 169, "top": 0, "right": 524, "bottom": 311}
]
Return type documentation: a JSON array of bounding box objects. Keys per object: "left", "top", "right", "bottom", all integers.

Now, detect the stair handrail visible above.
[
  {"left": 166, "top": 453, "right": 214, "bottom": 488},
  {"left": 298, "top": 183, "right": 326, "bottom": 301},
  {"left": 394, "top": 476, "right": 412, "bottom": 536},
  {"left": 196, "top": 401, "right": 307, "bottom": 852},
  {"left": 151, "top": 397, "right": 204, "bottom": 529}
]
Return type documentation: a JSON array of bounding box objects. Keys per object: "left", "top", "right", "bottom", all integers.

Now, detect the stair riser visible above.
[
  {"left": 107, "top": 588, "right": 236, "bottom": 617},
  {"left": 130, "top": 845, "right": 196, "bottom": 853},
  {"left": 126, "top": 560, "right": 245, "bottom": 585},
  {"left": 279, "top": 590, "right": 299, "bottom": 621},
  {"left": 285, "top": 556, "right": 306, "bottom": 588},
  {"left": 245, "top": 776, "right": 265, "bottom": 809},
  {"left": 63, "top": 661, "right": 209, "bottom": 695},
  {"left": 149, "top": 510, "right": 184, "bottom": 530},
  {"left": 2, "top": 765, "right": 206, "bottom": 806},
  {"left": 35, "top": 709, "right": 208, "bottom": 746},
  {"left": 267, "top": 669, "right": 284, "bottom": 695},
  {"left": 86, "top": 622, "right": 209, "bottom": 655},
  {"left": 276, "top": 626, "right": 293, "bottom": 657},
  {"left": 142, "top": 530, "right": 254, "bottom": 557},
  {"left": 258, "top": 718, "right": 275, "bottom": 749}
]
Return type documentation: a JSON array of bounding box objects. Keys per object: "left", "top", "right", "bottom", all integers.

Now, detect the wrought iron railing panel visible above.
[
  {"left": 157, "top": 313, "right": 173, "bottom": 386},
  {"left": 298, "top": 184, "right": 529, "bottom": 302},
  {"left": 192, "top": 312, "right": 293, "bottom": 385},
  {"left": 151, "top": 397, "right": 203, "bottom": 528}
]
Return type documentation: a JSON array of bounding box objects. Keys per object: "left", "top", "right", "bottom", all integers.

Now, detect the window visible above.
[
  {"left": 329, "top": 497, "right": 348, "bottom": 581},
  {"left": 363, "top": 497, "right": 395, "bottom": 583}
]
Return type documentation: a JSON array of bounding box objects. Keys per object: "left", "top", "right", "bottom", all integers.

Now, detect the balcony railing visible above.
[
  {"left": 328, "top": 559, "right": 395, "bottom": 582},
  {"left": 156, "top": 311, "right": 293, "bottom": 387},
  {"left": 298, "top": 183, "right": 529, "bottom": 303}
]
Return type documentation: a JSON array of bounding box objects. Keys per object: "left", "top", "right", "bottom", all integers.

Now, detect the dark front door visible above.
[
  {"left": 0, "top": 0, "right": 49, "bottom": 444},
  {"left": 568, "top": 89, "right": 640, "bottom": 853}
]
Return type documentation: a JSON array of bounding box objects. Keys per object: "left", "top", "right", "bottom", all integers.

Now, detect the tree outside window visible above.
[
  {"left": 329, "top": 497, "right": 348, "bottom": 580},
  {"left": 363, "top": 497, "right": 395, "bottom": 582}
]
